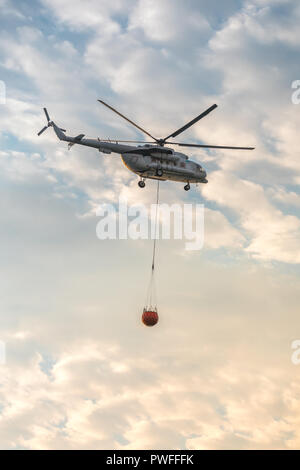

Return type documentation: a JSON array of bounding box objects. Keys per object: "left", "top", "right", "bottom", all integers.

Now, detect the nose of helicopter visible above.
[{"left": 199, "top": 168, "right": 207, "bottom": 183}]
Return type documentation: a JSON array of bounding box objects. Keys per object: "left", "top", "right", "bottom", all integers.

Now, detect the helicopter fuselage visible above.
[{"left": 121, "top": 150, "right": 207, "bottom": 184}]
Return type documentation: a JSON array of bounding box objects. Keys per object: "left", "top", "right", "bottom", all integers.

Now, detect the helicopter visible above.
[{"left": 38, "top": 100, "right": 254, "bottom": 191}]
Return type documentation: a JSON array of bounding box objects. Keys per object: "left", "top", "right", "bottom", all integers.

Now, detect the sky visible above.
[{"left": 0, "top": 0, "right": 300, "bottom": 450}]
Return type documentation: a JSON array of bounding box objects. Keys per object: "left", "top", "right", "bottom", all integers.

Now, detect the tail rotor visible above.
[{"left": 37, "top": 108, "right": 66, "bottom": 136}]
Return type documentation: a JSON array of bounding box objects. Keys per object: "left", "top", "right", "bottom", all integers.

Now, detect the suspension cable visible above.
[
  {"left": 146, "top": 180, "right": 160, "bottom": 309},
  {"left": 151, "top": 180, "right": 160, "bottom": 272}
]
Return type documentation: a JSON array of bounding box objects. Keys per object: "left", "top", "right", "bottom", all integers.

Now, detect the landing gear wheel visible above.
[
  {"left": 184, "top": 183, "right": 190, "bottom": 191},
  {"left": 156, "top": 169, "right": 163, "bottom": 177},
  {"left": 138, "top": 180, "right": 146, "bottom": 188}
]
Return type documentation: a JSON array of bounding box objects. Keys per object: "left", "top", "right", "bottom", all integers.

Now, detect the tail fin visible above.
[{"left": 52, "top": 122, "right": 67, "bottom": 141}]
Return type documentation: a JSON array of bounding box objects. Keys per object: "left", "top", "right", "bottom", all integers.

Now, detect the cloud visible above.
[
  {"left": 129, "top": 0, "right": 211, "bottom": 43},
  {"left": 40, "top": 0, "right": 132, "bottom": 32},
  {"left": 267, "top": 187, "right": 300, "bottom": 208},
  {"left": 0, "top": 0, "right": 25, "bottom": 18},
  {"left": 0, "top": 260, "right": 300, "bottom": 450},
  {"left": 202, "top": 171, "right": 300, "bottom": 263},
  {"left": 204, "top": 208, "right": 245, "bottom": 250},
  {"left": 0, "top": 0, "right": 300, "bottom": 450}
]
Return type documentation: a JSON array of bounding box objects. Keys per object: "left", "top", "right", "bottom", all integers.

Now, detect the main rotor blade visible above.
[
  {"left": 165, "top": 141, "right": 255, "bottom": 150},
  {"left": 97, "top": 138, "right": 254, "bottom": 150},
  {"left": 163, "top": 104, "right": 218, "bottom": 142},
  {"left": 37, "top": 126, "right": 48, "bottom": 136},
  {"left": 98, "top": 100, "right": 158, "bottom": 142},
  {"left": 97, "top": 139, "right": 156, "bottom": 144}
]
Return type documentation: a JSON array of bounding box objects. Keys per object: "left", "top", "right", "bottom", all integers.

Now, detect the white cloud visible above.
[
  {"left": 0, "top": 0, "right": 300, "bottom": 450},
  {"left": 204, "top": 208, "right": 245, "bottom": 250},
  {"left": 267, "top": 187, "right": 300, "bottom": 208},
  {"left": 41, "top": 0, "right": 132, "bottom": 32},
  {"left": 202, "top": 171, "right": 300, "bottom": 263},
  {"left": 129, "top": 0, "right": 210, "bottom": 43}
]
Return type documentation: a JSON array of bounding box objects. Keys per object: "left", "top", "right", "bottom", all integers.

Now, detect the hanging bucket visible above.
[
  {"left": 142, "top": 308, "right": 159, "bottom": 327},
  {"left": 142, "top": 181, "right": 160, "bottom": 328}
]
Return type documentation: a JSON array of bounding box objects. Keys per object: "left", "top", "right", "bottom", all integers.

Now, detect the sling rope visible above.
[
  {"left": 146, "top": 180, "right": 160, "bottom": 309},
  {"left": 152, "top": 180, "right": 160, "bottom": 271}
]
